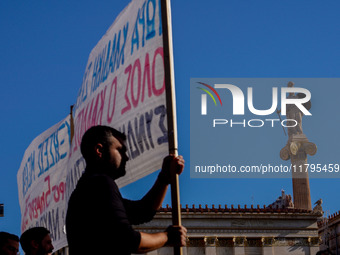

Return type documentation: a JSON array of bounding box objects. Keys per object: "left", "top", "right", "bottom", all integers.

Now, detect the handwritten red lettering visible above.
[
  {"left": 121, "top": 47, "right": 165, "bottom": 116},
  {"left": 73, "top": 87, "right": 107, "bottom": 153},
  {"left": 52, "top": 181, "right": 65, "bottom": 203},
  {"left": 142, "top": 53, "right": 152, "bottom": 102},
  {"left": 131, "top": 58, "right": 141, "bottom": 107},
  {"left": 152, "top": 47, "right": 165, "bottom": 96},
  {"left": 122, "top": 65, "right": 132, "bottom": 114},
  {"left": 107, "top": 77, "right": 118, "bottom": 124},
  {"left": 21, "top": 176, "right": 66, "bottom": 233}
]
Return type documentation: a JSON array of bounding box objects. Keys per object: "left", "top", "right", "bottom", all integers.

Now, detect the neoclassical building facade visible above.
[
  {"left": 133, "top": 204, "right": 321, "bottom": 255},
  {"left": 318, "top": 211, "right": 340, "bottom": 254}
]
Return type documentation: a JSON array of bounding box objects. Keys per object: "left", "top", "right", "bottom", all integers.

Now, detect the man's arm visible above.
[
  {"left": 131, "top": 155, "right": 186, "bottom": 254},
  {"left": 141, "top": 155, "right": 185, "bottom": 210},
  {"left": 136, "top": 226, "right": 187, "bottom": 254}
]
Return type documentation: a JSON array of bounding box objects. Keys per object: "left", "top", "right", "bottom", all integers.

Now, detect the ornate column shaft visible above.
[
  {"left": 280, "top": 139, "right": 317, "bottom": 210},
  {"left": 279, "top": 81, "right": 316, "bottom": 210}
]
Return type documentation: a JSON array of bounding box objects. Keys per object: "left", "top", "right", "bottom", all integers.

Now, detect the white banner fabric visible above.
[
  {"left": 69, "top": 0, "right": 168, "bottom": 189},
  {"left": 17, "top": 117, "right": 71, "bottom": 250},
  {"left": 17, "top": 0, "right": 169, "bottom": 251}
]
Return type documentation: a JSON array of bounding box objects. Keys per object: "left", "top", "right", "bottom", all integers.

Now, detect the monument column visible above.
[{"left": 279, "top": 82, "right": 317, "bottom": 210}]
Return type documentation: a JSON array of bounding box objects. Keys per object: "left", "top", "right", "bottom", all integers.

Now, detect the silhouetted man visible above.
[
  {"left": 66, "top": 125, "right": 186, "bottom": 255},
  {"left": 20, "top": 227, "right": 54, "bottom": 255},
  {"left": 0, "top": 232, "right": 19, "bottom": 255}
]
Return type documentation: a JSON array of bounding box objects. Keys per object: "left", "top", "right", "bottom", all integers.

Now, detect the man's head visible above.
[
  {"left": 0, "top": 232, "right": 19, "bottom": 255},
  {"left": 20, "top": 227, "right": 54, "bottom": 255},
  {"left": 81, "top": 125, "right": 128, "bottom": 179}
]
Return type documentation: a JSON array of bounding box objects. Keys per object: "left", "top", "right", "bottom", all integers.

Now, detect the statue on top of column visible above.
[{"left": 286, "top": 81, "right": 311, "bottom": 155}]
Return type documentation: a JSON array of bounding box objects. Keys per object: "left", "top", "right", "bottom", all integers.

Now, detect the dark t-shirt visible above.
[{"left": 66, "top": 170, "right": 156, "bottom": 255}]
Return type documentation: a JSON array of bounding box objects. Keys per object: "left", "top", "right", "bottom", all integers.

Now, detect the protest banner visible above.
[
  {"left": 68, "top": 0, "right": 169, "bottom": 191},
  {"left": 18, "top": 0, "right": 180, "bottom": 252},
  {"left": 17, "top": 117, "right": 71, "bottom": 250}
]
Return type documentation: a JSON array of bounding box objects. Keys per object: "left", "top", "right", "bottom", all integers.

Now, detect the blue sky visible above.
[{"left": 1, "top": 0, "right": 340, "bottom": 244}]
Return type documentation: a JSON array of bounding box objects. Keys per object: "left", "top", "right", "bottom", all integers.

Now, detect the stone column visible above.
[
  {"left": 262, "top": 237, "right": 275, "bottom": 255},
  {"left": 308, "top": 237, "right": 320, "bottom": 255},
  {"left": 216, "top": 238, "right": 234, "bottom": 255},
  {"left": 280, "top": 139, "right": 317, "bottom": 210},
  {"left": 279, "top": 81, "right": 316, "bottom": 210},
  {"left": 233, "top": 237, "right": 246, "bottom": 255},
  {"left": 205, "top": 237, "right": 217, "bottom": 255},
  {"left": 186, "top": 237, "right": 205, "bottom": 255}
]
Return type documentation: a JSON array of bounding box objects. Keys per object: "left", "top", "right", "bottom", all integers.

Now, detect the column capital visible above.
[
  {"left": 280, "top": 141, "right": 317, "bottom": 160},
  {"left": 204, "top": 236, "right": 217, "bottom": 247}
]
